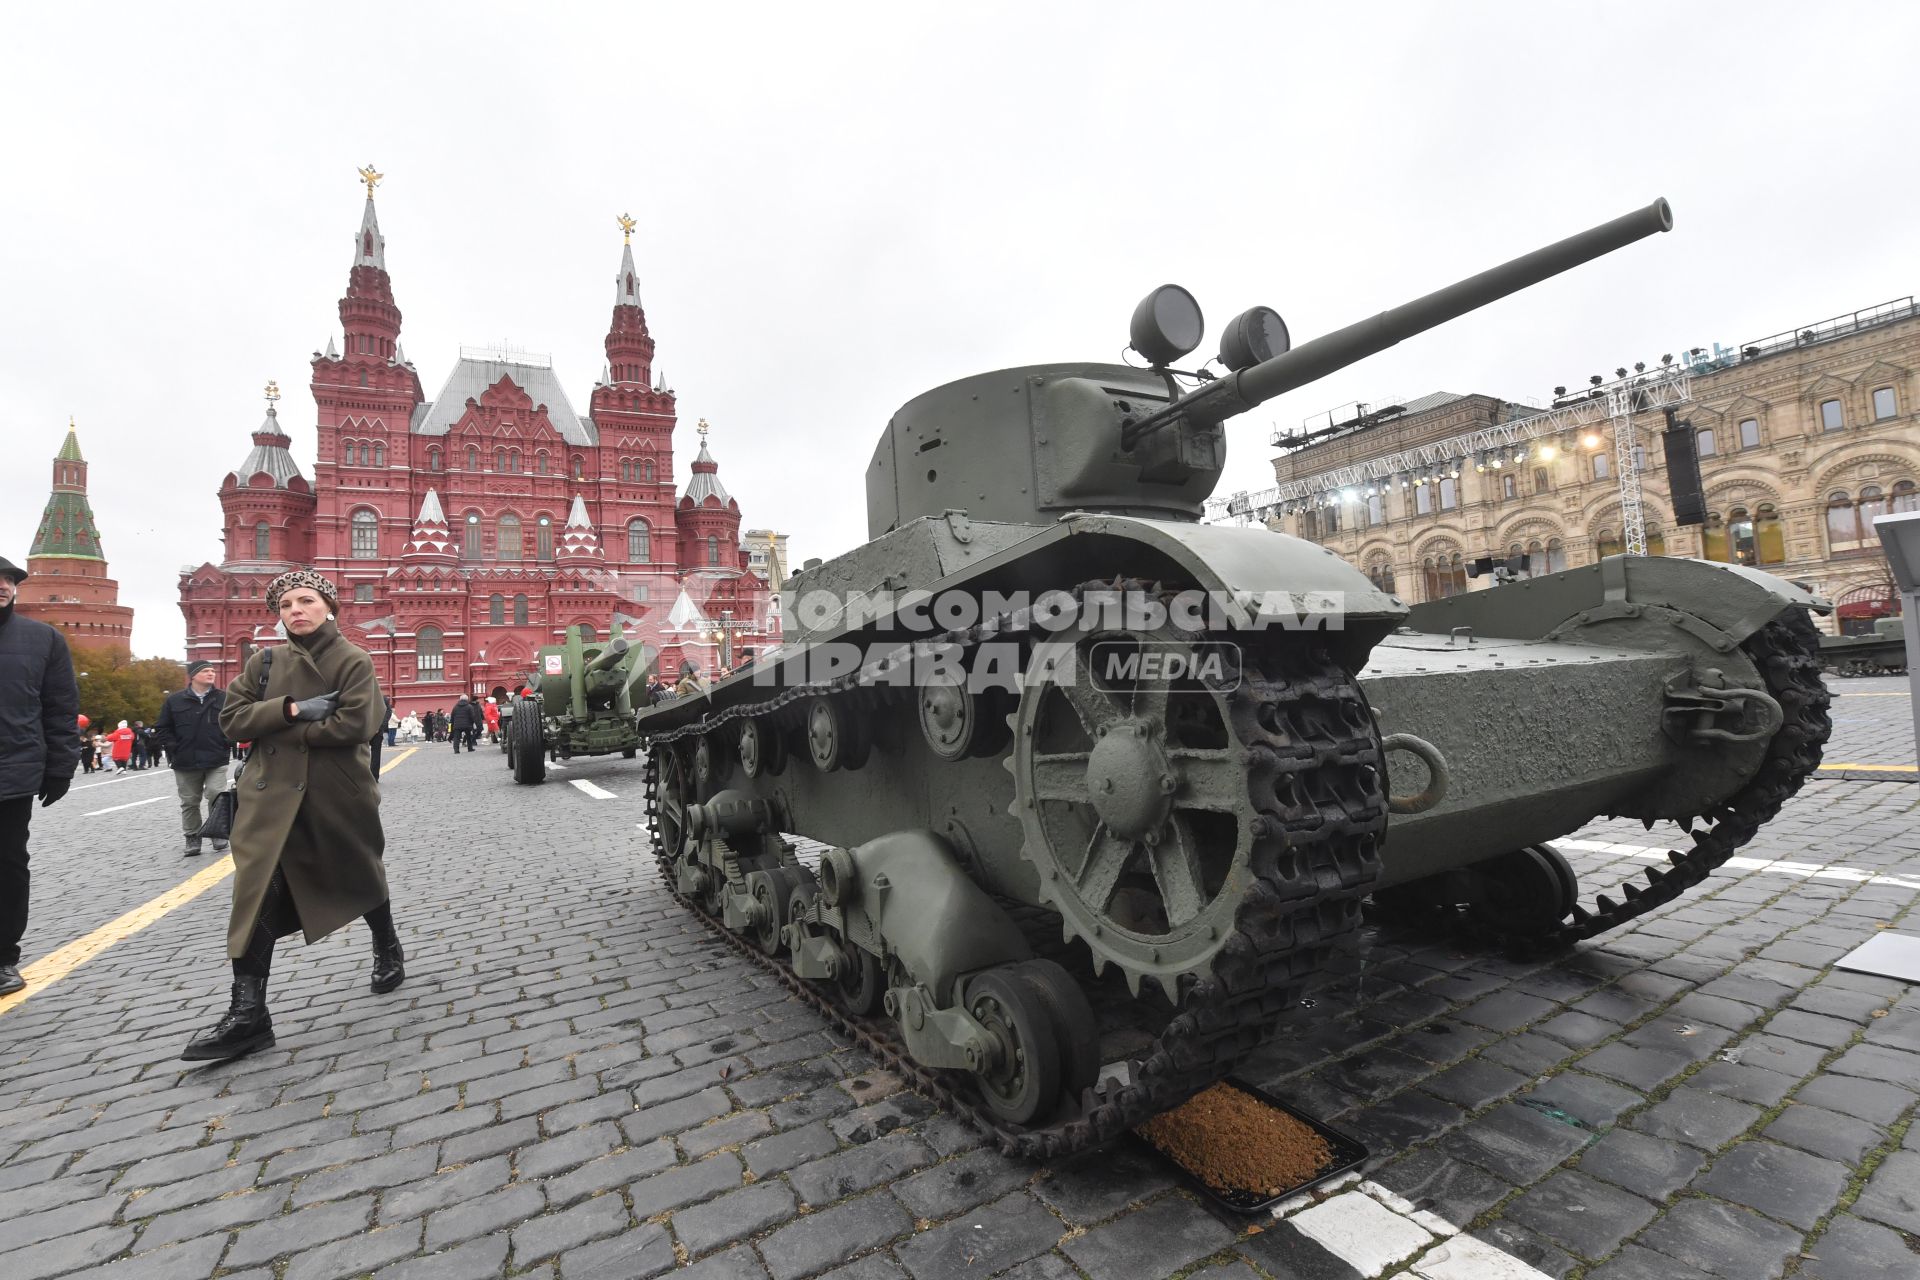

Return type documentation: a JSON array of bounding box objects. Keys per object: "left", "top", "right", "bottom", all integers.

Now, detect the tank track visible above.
[
  {"left": 641, "top": 584, "right": 1387, "bottom": 1158},
  {"left": 1506, "top": 610, "right": 1832, "bottom": 951}
]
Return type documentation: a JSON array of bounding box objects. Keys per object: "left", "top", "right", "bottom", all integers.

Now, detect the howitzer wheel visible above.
[
  {"left": 511, "top": 706, "right": 546, "bottom": 785},
  {"left": 1009, "top": 622, "right": 1271, "bottom": 998},
  {"left": 965, "top": 969, "right": 1064, "bottom": 1126}
]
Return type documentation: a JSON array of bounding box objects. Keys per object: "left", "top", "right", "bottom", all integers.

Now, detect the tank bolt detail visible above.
[{"left": 1159, "top": 773, "right": 1177, "bottom": 793}]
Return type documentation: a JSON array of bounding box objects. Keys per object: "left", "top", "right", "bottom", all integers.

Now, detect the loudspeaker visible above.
[{"left": 1663, "top": 423, "right": 1707, "bottom": 526}]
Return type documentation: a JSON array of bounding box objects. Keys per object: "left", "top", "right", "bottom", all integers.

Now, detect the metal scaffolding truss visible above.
[{"left": 1206, "top": 366, "right": 1691, "bottom": 526}]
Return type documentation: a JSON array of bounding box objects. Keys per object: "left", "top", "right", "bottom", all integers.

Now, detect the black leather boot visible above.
[
  {"left": 182, "top": 976, "right": 274, "bottom": 1061},
  {"left": 368, "top": 908, "right": 405, "bottom": 994}
]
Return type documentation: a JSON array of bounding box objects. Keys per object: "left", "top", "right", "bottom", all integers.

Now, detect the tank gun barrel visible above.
[{"left": 1124, "top": 198, "right": 1673, "bottom": 445}]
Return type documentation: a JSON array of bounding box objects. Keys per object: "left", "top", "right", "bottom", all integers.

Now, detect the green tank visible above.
[
  {"left": 638, "top": 199, "right": 1832, "bottom": 1156},
  {"left": 510, "top": 623, "right": 655, "bottom": 783},
  {"left": 1819, "top": 614, "right": 1906, "bottom": 676}
]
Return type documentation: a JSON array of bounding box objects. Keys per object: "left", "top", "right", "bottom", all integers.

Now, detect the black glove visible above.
[
  {"left": 290, "top": 691, "right": 342, "bottom": 721},
  {"left": 38, "top": 776, "right": 71, "bottom": 808}
]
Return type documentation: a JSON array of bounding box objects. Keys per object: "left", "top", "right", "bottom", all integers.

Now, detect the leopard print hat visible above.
[{"left": 265, "top": 568, "right": 340, "bottom": 614}]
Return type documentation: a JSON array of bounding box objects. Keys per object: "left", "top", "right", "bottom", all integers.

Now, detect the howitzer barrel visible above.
[
  {"left": 586, "top": 638, "right": 631, "bottom": 674},
  {"left": 1131, "top": 198, "right": 1672, "bottom": 440}
]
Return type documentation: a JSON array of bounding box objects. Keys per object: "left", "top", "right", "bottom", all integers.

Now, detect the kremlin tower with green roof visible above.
[{"left": 20, "top": 421, "right": 135, "bottom": 649}]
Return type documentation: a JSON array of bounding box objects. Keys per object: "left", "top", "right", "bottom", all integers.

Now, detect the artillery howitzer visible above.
[
  {"left": 1819, "top": 615, "right": 1907, "bottom": 677},
  {"left": 635, "top": 199, "right": 1831, "bottom": 1157},
  {"left": 510, "top": 624, "right": 655, "bottom": 784}
]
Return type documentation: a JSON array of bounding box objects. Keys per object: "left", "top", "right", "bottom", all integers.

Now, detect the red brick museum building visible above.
[{"left": 178, "top": 182, "right": 776, "bottom": 711}]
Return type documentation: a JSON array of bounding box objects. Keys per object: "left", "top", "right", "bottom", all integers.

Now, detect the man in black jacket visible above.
[
  {"left": 0, "top": 556, "right": 80, "bottom": 996},
  {"left": 448, "top": 695, "right": 479, "bottom": 753},
  {"left": 155, "top": 660, "right": 230, "bottom": 857}
]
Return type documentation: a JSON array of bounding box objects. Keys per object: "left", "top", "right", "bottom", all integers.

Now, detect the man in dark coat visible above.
[
  {"left": 0, "top": 556, "right": 81, "bottom": 997},
  {"left": 449, "top": 695, "right": 478, "bottom": 753},
  {"left": 155, "top": 661, "right": 231, "bottom": 857}
]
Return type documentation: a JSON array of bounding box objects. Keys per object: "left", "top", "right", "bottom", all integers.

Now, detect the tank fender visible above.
[
  {"left": 845, "top": 829, "right": 1030, "bottom": 1004},
  {"left": 1407, "top": 555, "right": 1828, "bottom": 648}
]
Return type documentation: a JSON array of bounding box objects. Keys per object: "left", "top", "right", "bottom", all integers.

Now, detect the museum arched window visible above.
[
  {"left": 1829, "top": 487, "right": 1888, "bottom": 555},
  {"left": 514, "top": 594, "right": 528, "bottom": 626},
  {"left": 537, "top": 451, "right": 549, "bottom": 475},
  {"left": 350, "top": 509, "right": 379, "bottom": 560},
  {"left": 1820, "top": 398, "right": 1844, "bottom": 431},
  {"left": 1366, "top": 492, "right": 1385, "bottom": 526},
  {"left": 1738, "top": 418, "right": 1760, "bottom": 450},
  {"left": 488, "top": 594, "right": 504, "bottom": 626},
  {"left": 466, "top": 445, "right": 479, "bottom": 470},
  {"left": 1437, "top": 477, "right": 1458, "bottom": 511},
  {"left": 628, "top": 519, "right": 651, "bottom": 562},
  {"left": 428, "top": 447, "right": 442, "bottom": 471},
  {"left": 254, "top": 521, "right": 271, "bottom": 560},
  {"left": 572, "top": 455, "right": 585, "bottom": 480},
  {"left": 1542, "top": 538, "right": 1567, "bottom": 573},
  {"left": 462, "top": 513, "right": 482, "bottom": 561},
  {"left": 643, "top": 458, "right": 655, "bottom": 483},
  {"left": 417, "top": 626, "right": 444, "bottom": 677},
  {"left": 1711, "top": 505, "right": 1785, "bottom": 565},
  {"left": 1697, "top": 427, "right": 1716, "bottom": 456},
  {"left": 1874, "top": 387, "right": 1899, "bottom": 421},
  {"left": 1596, "top": 528, "right": 1622, "bottom": 559},
  {"left": 620, "top": 458, "right": 631, "bottom": 482},
  {"left": 495, "top": 447, "right": 507, "bottom": 472},
  {"left": 1646, "top": 527, "right": 1666, "bottom": 556},
  {"left": 1893, "top": 480, "right": 1920, "bottom": 514},
  {"left": 497, "top": 514, "right": 522, "bottom": 562},
  {"left": 509, "top": 450, "right": 521, "bottom": 473},
  {"left": 373, "top": 442, "right": 385, "bottom": 467},
  {"left": 1414, "top": 485, "right": 1433, "bottom": 516},
  {"left": 536, "top": 515, "right": 554, "bottom": 561},
  {"left": 1593, "top": 453, "right": 1611, "bottom": 480},
  {"left": 708, "top": 534, "right": 721, "bottom": 566},
  {"left": 1323, "top": 502, "right": 1343, "bottom": 534},
  {"left": 1421, "top": 553, "right": 1468, "bottom": 601},
  {"left": 1502, "top": 473, "right": 1517, "bottom": 500},
  {"left": 1366, "top": 560, "right": 1395, "bottom": 593}
]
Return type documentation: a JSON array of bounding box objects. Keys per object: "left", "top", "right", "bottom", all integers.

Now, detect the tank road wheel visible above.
[
  {"left": 965, "top": 969, "right": 1064, "bottom": 1126},
  {"left": 512, "top": 707, "right": 546, "bottom": 785},
  {"left": 1465, "top": 844, "right": 1578, "bottom": 938},
  {"left": 1013, "top": 958, "right": 1101, "bottom": 1101},
  {"left": 919, "top": 681, "right": 1011, "bottom": 761},
  {"left": 692, "top": 735, "right": 719, "bottom": 792},
  {"left": 745, "top": 871, "right": 793, "bottom": 957},
  {"left": 806, "top": 697, "right": 869, "bottom": 772},
  {"left": 738, "top": 718, "right": 787, "bottom": 778},
  {"left": 833, "top": 941, "right": 885, "bottom": 1016},
  {"left": 1010, "top": 625, "right": 1266, "bottom": 997}
]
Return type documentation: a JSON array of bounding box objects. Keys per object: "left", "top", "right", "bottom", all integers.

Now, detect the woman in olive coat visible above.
[{"left": 183, "top": 569, "right": 405, "bottom": 1062}]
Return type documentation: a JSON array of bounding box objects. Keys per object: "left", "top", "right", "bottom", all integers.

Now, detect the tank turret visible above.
[{"left": 868, "top": 199, "right": 1671, "bottom": 536}]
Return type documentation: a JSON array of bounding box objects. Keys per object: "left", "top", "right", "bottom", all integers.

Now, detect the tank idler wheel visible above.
[
  {"left": 651, "top": 746, "right": 695, "bottom": 867},
  {"left": 806, "top": 697, "right": 869, "bottom": 772},
  {"left": 965, "top": 969, "right": 1064, "bottom": 1126},
  {"left": 512, "top": 709, "right": 547, "bottom": 785},
  {"left": 1466, "top": 844, "right": 1578, "bottom": 937},
  {"left": 745, "top": 871, "right": 794, "bottom": 957},
  {"left": 738, "top": 718, "right": 787, "bottom": 779},
  {"left": 1013, "top": 958, "right": 1101, "bottom": 1101}
]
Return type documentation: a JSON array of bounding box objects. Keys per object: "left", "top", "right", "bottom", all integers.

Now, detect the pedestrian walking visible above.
[
  {"left": 183, "top": 569, "right": 404, "bottom": 1062},
  {"left": 130, "top": 720, "right": 151, "bottom": 770},
  {"left": 369, "top": 693, "right": 393, "bottom": 778},
  {"left": 154, "top": 661, "right": 231, "bottom": 857},
  {"left": 448, "top": 694, "right": 478, "bottom": 753},
  {"left": 0, "top": 556, "right": 80, "bottom": 997},
  {"left": 79, "top": 722, "right": 96, "bottom": 774},
  {"left": 385, "top": 702, "right": 399, "bottom": 748},
  {"left": 482, "top": 697, "right": 500, "bottom": 744},
  {"left": 107, "top": 721, "right": 135, "bottom": 769}
]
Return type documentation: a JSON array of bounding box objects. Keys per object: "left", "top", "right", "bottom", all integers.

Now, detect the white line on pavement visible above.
[
  {"left": 72, "top": 771, "right": 172, "bottom": 791},
  {"left": 570, "top": 779, "right": 617, "bottom": 800},
  {"left": 1557, "top": 837, "right": 1920, "bottom": 891},
  {"left": 1266, "top": 1178, "right": 1553, "bottom": 1279},
  {"left": 84, "top": 795, "right": 171, "bottom": 817}
]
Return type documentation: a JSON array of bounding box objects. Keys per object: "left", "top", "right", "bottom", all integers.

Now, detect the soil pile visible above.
[{"left": 1137, "top": 1081, "right": 1334, "bottom": 1197}]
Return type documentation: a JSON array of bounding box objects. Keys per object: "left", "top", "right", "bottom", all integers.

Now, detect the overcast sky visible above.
[{"left": 5, "top": 2, "right": 1916, "bottom": 657}]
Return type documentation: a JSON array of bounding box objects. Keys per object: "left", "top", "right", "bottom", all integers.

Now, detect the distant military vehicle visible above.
[
  {"left": 1820, "top": 615, "right": 1907, "bottom": 677},
  {"left": 509, "top": 624, "right": 655, "bottom": 784}
]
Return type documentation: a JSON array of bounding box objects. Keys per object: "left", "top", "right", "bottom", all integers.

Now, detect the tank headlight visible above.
[
  {"left": 1129, "top": 284, "right": 1205, "bottom": 367},
  {"left": 1218, "top": 306, "right": 1291, "bottom": 372}
]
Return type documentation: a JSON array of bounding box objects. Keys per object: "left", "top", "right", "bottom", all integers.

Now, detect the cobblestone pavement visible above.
[{"left": 1, "top": 679, "right": 1917, "bottom": 1280}]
